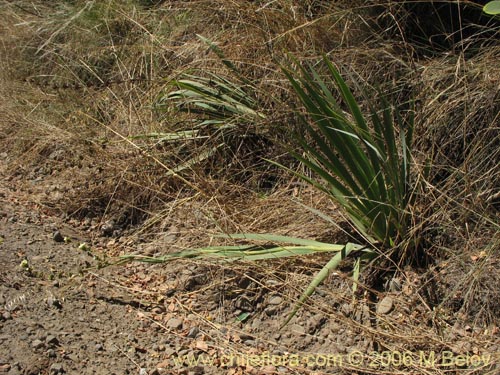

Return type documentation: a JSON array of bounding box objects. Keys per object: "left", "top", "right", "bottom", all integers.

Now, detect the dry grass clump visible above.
[{"left": 416, "top": 47, "right": 500, "bottom": 202}]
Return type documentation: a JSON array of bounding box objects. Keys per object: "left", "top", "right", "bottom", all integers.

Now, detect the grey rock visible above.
[
  {"left": 53, "top": 231, "right": 64, "bottom": 243},
  {"left": 101, "top": 220, "right": 115, "bottom": 236},
  {"left": 167, "top": 318, "right": 183, "bottom": 330},
  {"left": 46, "top": 349, "right": 57, "bottom": 358},
  {"left": 32, "top": 339, "right": 44, "bottom": 349},
  {"left": 377, "top": 296, "right": 394, "bottom": 315},
  {"left": 46, "top": 335, "right": 59, "bottom": 346},
  {"left": 187, "top": 327, "right": 199, "bottom": 338},
  {"left": 49, "top": 362, "right": 64, "bottom": 373},
  {"left": 95, "top": 343, "right": 104, "bottom": 351},
  {"left": 139, "top": 368, "right": 148, "bottom": 375},
  {"left": 268, "top": 296, "right": 283, "bottom": 305},
  {"left": 264, "top": 307, "right": 278, "bottom": 316},
  {"left": 2, "top": 312, "right": 12, "bottom": 320}
]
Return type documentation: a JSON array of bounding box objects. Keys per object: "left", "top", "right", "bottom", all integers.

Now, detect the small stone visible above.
[
  {"left": 46, "top": 335, "right": 59, "bottom": 346},
  {"left": 46, "top": 349, "right": 57, "bottom": 358},
  {"left": 152, "top": 306, "right": 164, "bottom": 314},
  {"left": 32, "top": 339, "right": 44, "bottom": 349},
  {"left": 187, "top": 327, "right": 199, "bottom": 338},
  {"left": 264, "top": 307, "right": 277, "bottom": 316},
  {"left": 268, "top": 296, "right": 283, "bottom": 305},
  {"left": 46, "top": 296, "right": 62, "bottom": 309},
  {"left": 377, "top": 296, "right": 394, "bottom": 315},
  {"left": 139, "top": 368, "right": 148, "bottom": 375},
  {"left": 53, "top": 231, "right": 64, "bottom": 243},
  {"left": 101, "top": 220, "right": 115, "bottom": 236},
  {"left": 167, "top": 318, "right": 183, "bottom": 330},
  {"left": 49, "top": 363, "right": 64, "bottom": 373},
  {"left": 2, "top": 312, "right": 12, "bottom": 321},
  {"left": 95, "top": 343, "right": 104, "bottom": 351}
]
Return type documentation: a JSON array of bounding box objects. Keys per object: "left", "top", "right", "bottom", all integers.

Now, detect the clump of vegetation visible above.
[
  {"left": 123, "top": 48, "right": 419, "bottom": 324},
  {"left": 1, "top": 0, "right": 499, "bottom": 362}
]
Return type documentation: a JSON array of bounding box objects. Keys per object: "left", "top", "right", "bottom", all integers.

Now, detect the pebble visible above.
[
  {"left": 32, "top": 339, "right": 44, "bottom": 349},
  {"left": 377, "top": 296, "right": 394, "bottom": 315},
  {"left": 49, "top": 363, "right": 64, "bottom": 374},
  {"left": 268, "top": 296, "right": 283, "bottom": 305},
  {"left": 46, "top": 335, "right": 59, "bottom": 346},
  {"left": 95, "top": 343, "right": 104, "bottom": 351},
  {"left": 101, "top": 220, "right": 115, "bottom": 236},
  {"left": 264, "top": 307, "right": 278, "bottom": 316},
  {"left": 46, "top": 296, "right": 62, "bottom": 309},
  {"left": 187, "top": 327, "right": 199, "bottom": 338},
  {"left": 2, "top": 312, "right": 12, "bottom": 320},
  {"left": 167, "top": 318, "right": 183, "bottom": 330},
  {"left": 53, "top": 231, "right": 64, "bottom": 243}
]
